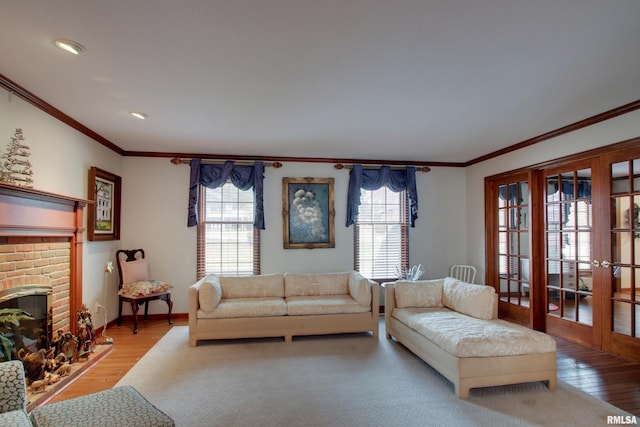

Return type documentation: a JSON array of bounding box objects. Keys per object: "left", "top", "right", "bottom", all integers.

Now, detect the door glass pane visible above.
[
  {"left": 548, "top": 289, "right": 560, "bottom": 315},
  {"left": 632, "top": 195, "right": 640, "bottom": 234},
  {"left": 498, "top": 209, "right": 507, "bottom": 229},
  {"left": 520, "top": 234, "right": 529, "bottom": 257},
  {"left": 613, "top": 300, "right": 630, "bottom": 335},
  {"left": 611, "top": 161, "right": 630, "bottom": 194},
  {"left": 498, "top": 185, "right": 507, "bottom": 208},
  {"left": 577, "top": 231, "right": 591, "bottom": 262},
  {"left": 562, "top": 291, "right": 577, "bottom": 321},
  {"left": 499, "top": 277, "right": 508, "bottom": 302},
  {"left": 520, "top": 181, "right": 529, "bottom": 200},
  {"left": 519, "top": 206, "right": 529, "bottom": 231},
  {"left": 612, "top": 196, "right": 629, "bottom": 229},
  {"left": 612, "top": 232, "right": 632, "bottom": 264}
]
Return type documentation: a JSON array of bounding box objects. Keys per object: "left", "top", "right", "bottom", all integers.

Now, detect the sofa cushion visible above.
[
  {"left": 393, "top": 308, "right": 557, "bottom": 357},
  {"left": 198, "top": 277, "right": 222, "bottom": 312},
  {"left": 197, "top": 297, "right": 287, "bottom": 319},
  {"left": 442, "top": 277, "right": 495, "bottom": 320},
  {"left": 284, "top": 272, "right": 349, "bottom": 297},
  {"left": 286, "top": 295, "right": 370, "bottom": 315},
  {"left": 395, "top": 279, "right": 444, "bottom": 308},
  {"left": 219, "top": 273, "right": 284, "bottom": 299},
  {"left": 348, "top": 271, "right": 372, "bottom": 307}
]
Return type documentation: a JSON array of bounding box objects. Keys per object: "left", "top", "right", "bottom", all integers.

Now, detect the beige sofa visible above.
[
  {"left": 384, "top": 277, "right": 557, "bottom": 398},
  {"left": 188, "top": 271, "right": 379, "bottom": 346}
]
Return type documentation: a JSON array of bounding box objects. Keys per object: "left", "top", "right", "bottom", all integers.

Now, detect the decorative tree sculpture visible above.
[{"left": 1, "top": 128, "right": 34, "bottom": 188}]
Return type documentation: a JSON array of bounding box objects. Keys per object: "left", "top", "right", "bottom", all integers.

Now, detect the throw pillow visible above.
[
  {"left": 442, "top": 277, "right": 496, "bottom": 320},
  {"left": 395, "top": 279, "right": 444, "bottom": 308},
  {"left": 118, "top": 280, "right": 172, "bottom": 297},
  {"left": 120, "top": 258, "right": 149, "bottom": 284},
  {"left": 198, "top": 278, "right": 222, "bottom": 312}
]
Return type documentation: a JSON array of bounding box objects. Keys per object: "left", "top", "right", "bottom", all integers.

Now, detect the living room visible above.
[{"left": 1, "top": 2, "right": 640, "bottom": 425}]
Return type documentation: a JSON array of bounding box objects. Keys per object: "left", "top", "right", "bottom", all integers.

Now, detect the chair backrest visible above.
[
  {"left": 0, "top": 360, "right": 27, "bottom": 413},
  {"left": 449, "top": 264, "right": 477, "bottom": 284},
  {"left": 116, "top": 249, "right": 147, "bottom": 289}
]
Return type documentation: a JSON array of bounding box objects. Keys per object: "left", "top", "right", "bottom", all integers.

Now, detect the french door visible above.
[
  {"left": 543, "top": 159, "right": 602, "bottom": 348},
  {"left": 600, "top": 150, "right": 640, "bottom": 360},
  {"left": 487, "top": 140, "right": 640, "bottom": 360},
  {"left": 544, "top": 150, "right": 640, "bottom": 357}
]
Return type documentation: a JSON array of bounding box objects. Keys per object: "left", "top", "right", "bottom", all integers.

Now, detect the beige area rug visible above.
[{"left": 116, "top": 324, "right": 632, "bottom": 427}]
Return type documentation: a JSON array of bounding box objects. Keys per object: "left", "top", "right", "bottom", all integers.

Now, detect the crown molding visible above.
[{"left": 3, "top": 73, "right": 638, "bottom": 168}]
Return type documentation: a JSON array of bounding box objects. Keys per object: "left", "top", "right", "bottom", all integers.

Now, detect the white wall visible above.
[
  {"left": 0, "top": 89, "right": 122, "bottom": 330},
  {"left": 465, "top": 109, "right": 640, "bottom": 282},
  {"left": 120, "top": 159, "right": 468, "bottom": 314}
]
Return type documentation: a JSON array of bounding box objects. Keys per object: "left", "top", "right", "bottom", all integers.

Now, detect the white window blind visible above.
[
  {"left": 354, "top": 187, "right": 408, "bottom": 281},
  {"left": 197, "top": 182, "right": 260, "bottom": 277}
]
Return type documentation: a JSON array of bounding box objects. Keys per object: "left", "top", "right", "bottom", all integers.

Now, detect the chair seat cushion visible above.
[
  {"left": 30, "top": 385, "right": 174, "bottom": 427},
  {"left": 0, "top": 410, "right": 31, "bottom": 427},
  {"left": 118, "top": 280, "right": 173, "bottom": 297}
]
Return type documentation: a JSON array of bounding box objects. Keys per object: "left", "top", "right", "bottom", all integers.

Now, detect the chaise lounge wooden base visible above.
[{"left": 386, "top": 317, "right": 557, "bottom": 398}]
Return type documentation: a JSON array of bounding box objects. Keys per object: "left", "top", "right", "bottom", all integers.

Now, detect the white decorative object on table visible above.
[{"left": 395, "top": 264, "right": 425, "bottom": 281}]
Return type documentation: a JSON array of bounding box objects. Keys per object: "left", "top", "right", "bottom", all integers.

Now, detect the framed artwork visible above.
[
  {"left": 283, "top": 177, "right": 335, "bottom": 249},
  {"left": 87, "top": 167, "right": 121, "bottom": 241}
]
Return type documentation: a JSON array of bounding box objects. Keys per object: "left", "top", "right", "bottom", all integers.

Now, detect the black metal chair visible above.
[{"left": 116, "top": 249, "right": 173, "bottom": 334}]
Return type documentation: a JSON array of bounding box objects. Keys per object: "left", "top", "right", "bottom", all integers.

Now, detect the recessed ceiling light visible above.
[
  {"left": 54, "top": 39, "right": 85, "bottom": 55},
  {"left": 130, "top": 112, "right": 147, "bottom": 120}
]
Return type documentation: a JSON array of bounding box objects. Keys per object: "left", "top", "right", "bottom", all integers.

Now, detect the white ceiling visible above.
[{"left": 1, "top": 1, "right": 639, "bottom": 164}]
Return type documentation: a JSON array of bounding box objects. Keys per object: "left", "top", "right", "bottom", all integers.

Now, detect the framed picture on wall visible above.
[
  {"left": 87, "top": 167, "right": 121, "bottom": 241},
  {"left": 282, "top": 177, "right": 335, "bottom": 249}
]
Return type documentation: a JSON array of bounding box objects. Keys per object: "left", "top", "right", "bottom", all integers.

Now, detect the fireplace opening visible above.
[{"left": 0, "top": 285, "right": 51, "bottom": 361}]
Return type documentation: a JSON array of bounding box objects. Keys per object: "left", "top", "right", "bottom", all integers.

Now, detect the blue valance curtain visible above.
[
  {"left": 187, "top": 159, "right": 265, "bottom": 229},
  {"left": 346, "top": 164, "right": 418, "bottom": 227},
  {"left": 555, "top": 180, "right": 591, "bottom": 199},
  {"left": 498, "top": 180, "right": 591, "bottom": 203},
  {"left": 498, "top": 183, "right": 524, "bottom": 205}
]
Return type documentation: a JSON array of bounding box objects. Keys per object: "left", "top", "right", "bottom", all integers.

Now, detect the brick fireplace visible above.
[
  {"left": 0, "top": 183, "right": 89, "bottom": 339},
  {"left": 0, "top": 239, "right": 72, "bottom": 336}
]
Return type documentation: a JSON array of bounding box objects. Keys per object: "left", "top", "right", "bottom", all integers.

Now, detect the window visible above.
[
  {"left": 197, "top": 182, "right": 260, "bottom": 277},
  {"left": 354, "top": 187, "right": 409, "bottom": 281}
]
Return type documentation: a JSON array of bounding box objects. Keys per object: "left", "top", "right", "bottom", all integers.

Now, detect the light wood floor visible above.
[{"left": 51, "top": 317, "right": 640, "bottom": 417}]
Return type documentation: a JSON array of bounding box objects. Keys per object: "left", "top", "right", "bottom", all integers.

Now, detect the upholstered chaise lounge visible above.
[{"left": 385, "top": 277, "right": 557, "bottom": 398}]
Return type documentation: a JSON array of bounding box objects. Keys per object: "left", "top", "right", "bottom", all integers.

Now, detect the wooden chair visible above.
[
  {"left": 116, "top": 249, "right": 173, "bottom": 334},
  {"left": 449, "top": 264, "right": 477, "bottom": 284}
]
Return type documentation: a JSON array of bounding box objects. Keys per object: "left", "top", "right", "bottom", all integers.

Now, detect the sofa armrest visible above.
[
  {"left": 0, "top": 360, "right": 27, "bottom": 413},
  {"left": 383, "top": 282, "right": 397, "bottom": 312},
  {"left": 382, "top": 282, "right": 397, "bottom": 338},
  {"left": 371, "top": 282, "right": 380, "bottom": 316},
  {"left": 188, "top": 275, "right": 216, "bottom": 330}
]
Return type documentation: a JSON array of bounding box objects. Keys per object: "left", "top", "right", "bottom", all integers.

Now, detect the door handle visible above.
[
  {"left": 592, "top": 260, "right": 600, "bottom": 267},
  {"left": 601, "top": 260, "right": 611, "bottom": 268}
]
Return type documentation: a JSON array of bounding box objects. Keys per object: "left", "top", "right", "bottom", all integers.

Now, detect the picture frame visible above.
[
  {"left": 283, "top": 177, "right": 335, "bottom": 249},
  {"left": 87, "top": 167, "right": 121, "bottom": 241}
]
